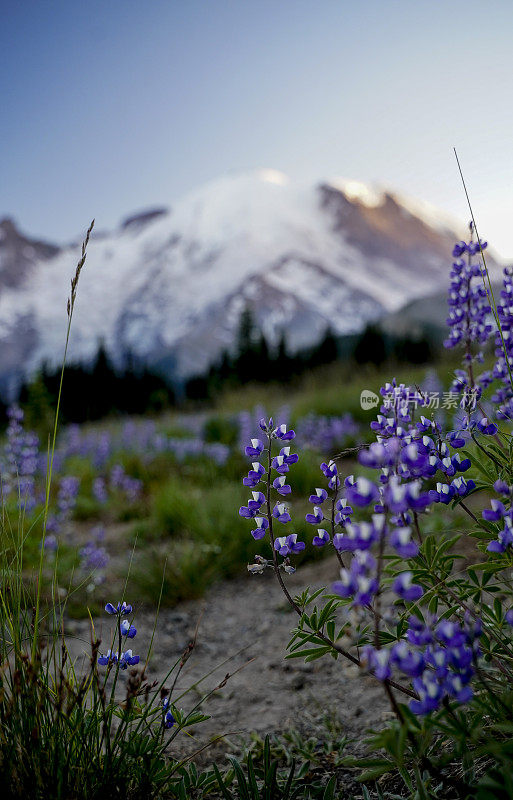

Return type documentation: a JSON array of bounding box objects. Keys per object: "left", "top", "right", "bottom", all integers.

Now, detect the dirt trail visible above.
[{"left": 68, "top": 554, "right": 390, "bottom": 761}]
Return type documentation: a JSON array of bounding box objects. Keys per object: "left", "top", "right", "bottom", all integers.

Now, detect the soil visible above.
[{"left": 66, "top": 554, "right": 392, "bottom": 786}]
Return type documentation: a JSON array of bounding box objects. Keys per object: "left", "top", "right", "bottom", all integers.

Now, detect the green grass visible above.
[
  {"left": 214, "top": 354, "right": 465, "bottom": 421},
  {"left": 5, "top": 351, "right": 487, "bottom": 610}
]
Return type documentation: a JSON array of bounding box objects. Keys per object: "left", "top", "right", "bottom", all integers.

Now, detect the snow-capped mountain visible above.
[{"left": 0, "top": 170, "right": 498, "bottom": 393}]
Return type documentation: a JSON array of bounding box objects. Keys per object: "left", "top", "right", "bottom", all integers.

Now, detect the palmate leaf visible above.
[
  {"left": 471, "top": 560, "right": 510, "bottom": 573},
  {"left": 293, "top": 586, "right": 325, "bottom": 609},
  {"left": 462, "top": 448, "right": 496, "bottom": 481},
  {"left": 487, "top": 442, "right": 510, "bottom": 462},
  {"left": 287, "top": 630, "right": 322, "bottom": 651},
  {"left": 286, "top": 645, "right": 331, "bottom": 661}
]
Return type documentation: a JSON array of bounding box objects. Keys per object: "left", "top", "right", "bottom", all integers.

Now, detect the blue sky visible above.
[{"left": 2, "top": 0, "right": 513, "bottom": 256}]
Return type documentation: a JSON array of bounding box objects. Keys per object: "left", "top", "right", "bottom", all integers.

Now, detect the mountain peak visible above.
[
  {"left": 120, "top": 207, "right": 169, "bottom": 231},
  {"left": 0, "top": 172, "right": 494, "bottom": 394},
  {"left": 327, "top": 179, "right": 385, "bottom": 208},
  {"left": 0, "top": 217, "right": 21, "bottom": 237}
]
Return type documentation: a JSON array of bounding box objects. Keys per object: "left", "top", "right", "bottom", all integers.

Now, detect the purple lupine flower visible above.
[
  {"left": 334, "top": 516, "right": 383, "bottom": 553},
  {"left": 309, "top": 487, "right": 328, "bottom": 504},
  {"left": 364, "top": 646, "right": 392, "bottom": 681},
  {"left": 448, "top": 431, "right": 467, "bottom": 448},
  {"left": 305, "top": 506, "right": 324, "bottom": 525},
  {"left": 445, "top": 673, "right": 473, "bottom": 704},
  {"left": 274, "top": 533, "right": 305, "bottom": 556},
  {"left": 120, "top": 620, "right": 137, "bottom": 638},
  {"left": 406, "top": 616, "right": 434, "bottom": 646},
  {"left": 273, "top": 424, "right": 295, "bottom": 441},
  {"left": 440, "top": 456, "right": 456, "bottom": 478},
  {"left": 476, "top": 417, "right": 498, "bottom": 436},
  {"left": 494, "top": 479, "right": 510, "bottom": 496},
  {"left": 239, "top": 505, "right": 257, "bottom": 519},
  {"left": 119, "top": 649, "right": 140, "bottom": 669},
  {"left": 334, "top": 498, "right": 353, "bottom": 524},
  {"left": 121, "top": 475, "right": 143, "bottom": 503},
  {"left": 245, "top": 438, "right": 264, "bottom": 458},
  {"left": 443, "top": 228, "right": 492, "bottom": 395},
  {"left": 359, "top": 439, "right": 401, "bottom": 469},
  {"left": 94, "top": 433, "right": 112, "bottom": 468},
  {"left": 3, "top": 406, "right": 40, "bottom": 509},
  {"left": 389, "top": 526, "right": 419, "bottom": 558},
  {"left": 295, "top": 412, "right": 358, "bottom": 452},
  {"left": 333, "top": 552, "right": 378, "bottom": 606},
  {"left": 259, "top": 416, "right": 272, "bottom": 432},
  {"left": 162, "top": 696, "right": 176, "bottom": 729},
  {"left": 451, "top": 476, "right": 475, "bottom": 497},
  {"left": 492, "top": 268, "right": 513, "bottom": 419},
  {"left": 425, "top": 646, "right": 450, "bottom": 679},
  {"left": 252, "top": 516, "right": 269, "bottom": 540},
  {"left": 243, "top": 462, "right": 266, "bottom": 488},
  {"left": 319, "top": 460, "right": 340, "bottom": 489},
  {"left": 44, "top": 535, "right": 58, "bottom": 552},
  {"left": 435, "top": 620, "right": 466, "bottom": 648},
  {"left": 273, "top": 476, "right": 291, "bottom": 496},
  {"left": 280, "top": 446, "right": 298, "bottom": 465},
  {"left": 57, "top": 476, "right": 80, "bottom": 515},
  {"left": 345, "top": 476, "right": 379, "bottom": 507},
  {"left": 272, "top": 503, "right": 291, "bottom": 524},
  {"left": 487, "top": 517, "right": 513, "bottom": 553},
  {"left": 93, "top": 477, "right": 108, "bottom": 504},
  {"left": 409, "top": 673, "right": 444, "bottom": 715},
  {"left": 429, "top": 482, "right": 455, "bottom": 505},
  {"left": 391, "top": 641, "right": 425, "bottom": 677},
  {"left": 105, "top": 601, "right": 133, "bottom": 616},
  {"left": 98, "top": 649, "right": 118, "bottom": 666},
  {"left": 482, "top": 499, "right": 506, "bottom": 522},
  {"left": 384, "top": 478, "right": 429, "bottom": 514},
  {"left": 332, "top": 569, "right": 355, "bottom": 600},
  {"left": 393, "top": 572, "right": 423, "bottom": 602},
  {"left": 320, "top": 460, "right": 338, "bottom": 479},
  {"left": 271, "top": 454, "right": 289, "bottom": 474},
  {"left": 312, "top": 528, "right": 330, "bottom": 547},
  {"left": 79, "top": 533, "right": 109, "bottom": 574},
  {"left": 248, "top": 491, "right": 265, "bottom": 510},
  {"left": 400, "top": 442, "right": 429, "bottom": 474},
  {"left": 239, "top": 491, "right": 266, "bottom": 518},
  {"left": 451, "top": 453, "right": 471, "bottom": 472},
  {"left": 416, "top": 414, "right": 435, "bottom": 433}
]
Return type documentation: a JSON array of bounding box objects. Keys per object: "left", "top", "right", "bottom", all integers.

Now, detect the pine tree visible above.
[{"left": 354, "top": 324, "right": 386, "bottom": 366}]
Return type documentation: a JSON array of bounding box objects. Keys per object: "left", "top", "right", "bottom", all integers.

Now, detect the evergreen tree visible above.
[
  {"left": 234, "top": 307, "right": 258, "bottom": 383},
  {"left": 19, "top": 344, "right": 174, "bottom": 422},
  {"left": 18, "top": 373, "right": 54, "bottom": 431},
  {"left": 313, "top": 327, "right": 338, "bottom": 365},
  {"left": 253, "top": 333, "right": 271, "bottom": 380},
  {"left": 236, "top": 307, "right": 256, "bottom": 356},
  {"left": 354, "top": 324, "right": 386, "bottom": 366},
  {"left": 90, "top": 343, "right": 116, "bottom": 418},
  {"left": 392, "top": 334, "right": 433, "bottom": 365},
  {"left": 184, "top": 375, "right": 210, "bottom": 401},
  {"left": 218, "top": 350, "right": 233, "bottom": 382}
]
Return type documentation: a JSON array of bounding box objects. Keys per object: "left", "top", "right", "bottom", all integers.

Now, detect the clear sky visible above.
[{"left": 2, "top": 0, "right": 513, "bottom": 256}]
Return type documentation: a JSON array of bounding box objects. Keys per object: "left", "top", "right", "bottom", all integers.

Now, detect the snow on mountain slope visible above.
[{"left": 0, "top": 170, "right": 499, "bottom": 390}]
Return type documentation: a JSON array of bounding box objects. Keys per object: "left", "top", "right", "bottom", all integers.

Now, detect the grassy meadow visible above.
[{"left": 2, "top": 351, "right": 472, "bottom": 615}]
